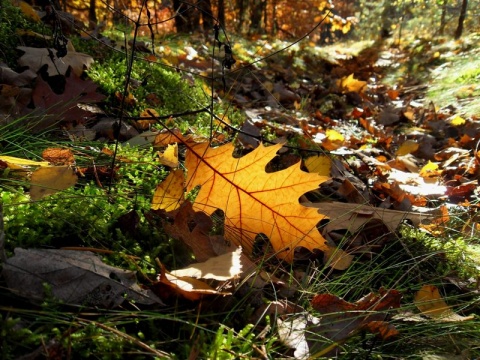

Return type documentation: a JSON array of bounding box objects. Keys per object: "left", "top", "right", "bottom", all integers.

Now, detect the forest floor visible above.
[{"left": 1, "top": 3, "right": 480, "bottom": 358}]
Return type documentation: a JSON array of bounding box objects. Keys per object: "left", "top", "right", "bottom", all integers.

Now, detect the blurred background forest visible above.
[{"left": 24, "top": 0, "right": 480, "bottom": 43}]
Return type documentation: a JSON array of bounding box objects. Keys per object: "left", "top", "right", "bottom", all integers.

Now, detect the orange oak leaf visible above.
[{"left": 185, "top": 142, "right": 331, "bottom": 263}]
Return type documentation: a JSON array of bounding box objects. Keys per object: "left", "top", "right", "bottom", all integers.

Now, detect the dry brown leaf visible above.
[
  {"left": 185, "top": 142, "right": 331, "bottom": 263},
  {"left": 155, "top": 264, "right": 231, "bottom": 301},
  {"left": 2, "top": 248, "right": 162, "bottom": 307},
  {"left": 170, "top": 247, "right": 242, "bottom": 281},
  {"left": 42, "top": 148, "right": 75, "bottom": 165},
  {"left": 309, "top": 201, "right": 441, "bottom": 234},
  {"left": 154, "top": 128, "right": 191, "bottom": 147},
  {"left": 311, "top": 288, "right": 401, "bottom": 341},
  {"left": 30, "top": 166, "right": 78, "bottom": 200},
  {"left": 17, "top": 46, "right": 94, "bottom": 76},
  {"left": 151, "top": 169, "right": 184, "bottom": 212},
  {"left": 414, "top": 285, "right": 474, "bottom": 321},
  {"left": 136, "top": 108, "right": 159, "bottom": 129},
  {"left": 160, "top": 201, "right": 233, "bottom": 262}
]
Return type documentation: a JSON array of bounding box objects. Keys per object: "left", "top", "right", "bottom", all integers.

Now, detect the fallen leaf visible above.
[
  {"left": 450, "top": 115, "right": 466, "bottom": 126},
  {"left": 1, "top": 248, "right": 163, "bottom": 307},
  {"left": 30, "top": 166, "right": 78, "bottom": 200},
  {"left": 414, "top": 285, "right": 474, "bottom": 321},
  {"left": 154, "top": 128, "right": 191, "bottom": 147},
  {"left": 136, "top": 108, "right": 159, "bottom": 129},
  {"left": 304, "top": 155, "right": 331, "bottom": 176},
  {"left": 311, "top": 289, "right": 401, "bottom": 341},
  {"left": 155, "top": 264, "right": 231, "bottom": 301},
  {"left": 322, "top": 129, "right": 345, "bottom": 151},
  {"left": 17, "top": 46, "right": 94, "bottom": 76},
  {"left": 0, "top": 155, "right": 49, "bottom": 169},
  {"left": 171, "top": 247, "right": 242, "bottom": 281},
  {"left": 151, "top": 169, "right": 184, "bottom": 211},
  {"left": 158, "top": 143, "right": 179, "bottom": 168},
  {"left": 31, "top": 67, "right": 106, "bottom": 131},
  {"left": 396, "top": 140, "right": 419, "bottom": 156},
  {"left": 185, "top": 142, "right": 331, "bottom": 263},
  {"left": 13, "top": 0, "right": 41, "bottom": 22},
  {"left": 337, "top": 73, "right": 367, "bottom": 94},
  {"left": 419, "top": 161, "right": 441, "bottom": 178},
  {"left": 0, "top": 62, "right": 36, "bottom": 86},
  {"left": 160, "top": 201, "right": 233, "bottom": 262},
  {"left": 309, "top": 201, "right": 441, "bottom": 234},
  {"left": 42, "top": 148, "right": 75, "bottom": 165}
]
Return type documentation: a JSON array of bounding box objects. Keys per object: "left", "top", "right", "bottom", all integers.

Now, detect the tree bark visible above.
[
  {"left": 89, "top": 0, "right": 97, "bottom": 26},
  {"left": 439, "top": 0, "right": 447, "bottom": 35},
  {"left": 198, "top": 0, "right": 214, "bottom": 32},
  {"left": 249, "top": 0, "right": 266, "bottom": 35},
  {"left": 236, "top": 0, "right": 248, "bottom": 33},
  {"left": 173, "top": 0, "right": 199, "bottom": 33},
  {"left": 217, "top": 0, "right": 225, "bottom": 28},
  {"left": 454, "top": 0, "right": 468, "bottom": 39}
]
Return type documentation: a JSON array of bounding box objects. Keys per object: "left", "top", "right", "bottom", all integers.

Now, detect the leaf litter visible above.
[{"left": 2, "top": 7, "right": 480, "bottom": 358}]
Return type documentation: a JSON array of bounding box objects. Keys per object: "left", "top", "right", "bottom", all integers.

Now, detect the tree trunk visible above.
[
  {"left": 89, "top": 0, "right": 97, "bottom": 26},
  {"left": 218, "top": 0, "right": 225, "bottom": 28},
  {"left": 454, "top": 0, "right": 468, "bottom": 39},
  {"left": 236, "top": 0, "right": 248, "bottom": 33},
  {"left": 439, "top": 0, "right": 447, "bottom": 35},
  {"left": 249, "top": 0, "right": 266, "bottom": 35},
  {"left": 271, "top": 0, "right": 277, "bottom": 35},
  {"left": 173, "top": 0, "right": 199, "bottom": 33},
  {"left": 198, "top": 0, "right": 214, "bottom": 32}
]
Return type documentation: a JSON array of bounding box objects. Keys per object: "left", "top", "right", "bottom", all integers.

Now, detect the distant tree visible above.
[
  {"left": 439, "top": 0, "right": 448, "bottom": 35},
  {"left": 217, "top": 0, "right": 225, "bottom": 27},
  {"left": 454, "top": 0, "right": 468, "bottom": 39},
  {"left": 236, "top": 0, "right": 248, "bottom": 33},
  {"left": 172, "top": 0, "right": 214, "bottom": 33},
  {"left": 89, "top": 0, "right": 97, "bottom": 26},
  {"left": 249, "top": 0, "right": 266, "bottom": 35}
]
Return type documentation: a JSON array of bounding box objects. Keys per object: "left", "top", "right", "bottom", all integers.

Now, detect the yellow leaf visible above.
[
  {"left": 0, "top": 155, "right": 49, "bottom": 169},
  {"left": 11, "top": 0, "right": 41, "bottom": 22},
  {"left": 322, "top": 129, "right": 344, "bottom": 150},
  {"left": 185, "top": 142, "right": 331, "bottom": 263},
  {"left": 304, "top": 155, "right": 331, "bottom": 176},
  {"left": 337, "top": 73, "right": 367, "bottom": 94},
  {"left": 171, "top": 247, "right": 242, "bottom": 281},
  {"left": 396, "top": 140, "right": 419, "bottom": 156},
  {"left": 136, "top": 108, "right": 159, "bottom": 130},
  {"left": 419, "top": 161, "right": 440, "bottom": 178},
  {"left": 414, "top": 285, "right": 474, "bottom": 321},
  {"left": 158, "top": 143, "right": 179, "bottom": 168},
  {"left": 450, "top": 115, "right": 466, "bottom": 126},
  {"left": 151, "top": 169, "right": 184, "bottom": 211},
  {"left": 30, "top": 166, "right": 78, "bottom": 200}
]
